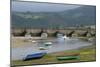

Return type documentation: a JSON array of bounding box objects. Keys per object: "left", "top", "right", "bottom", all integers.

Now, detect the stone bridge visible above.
[{"left": 11, "top": 28, "right": 95, "bottom": 37}]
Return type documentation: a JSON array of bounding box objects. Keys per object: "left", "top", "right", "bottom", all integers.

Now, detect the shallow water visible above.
[{"left": 11, "top": 37, "right": 92, "bottom": 60}]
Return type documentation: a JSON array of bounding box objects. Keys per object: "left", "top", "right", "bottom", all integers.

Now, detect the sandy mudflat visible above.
[
  {"left": 11, "top": 36, "right": 93, "bottom": 60},
  {"left": 11, "top": 37, "right": 40, "bottom": 48},
  {"left": 11, "top": 37, "right": 55, "bottom": 48}
]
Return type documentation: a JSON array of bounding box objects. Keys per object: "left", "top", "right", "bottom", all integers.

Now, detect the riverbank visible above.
[
  {"left": 11, "top": 45, "right": 96, "bottom": 66},
  {"left": 11, "top": 36, "right": 94, "bottom": 48},
  {"left": 11, "top": 37, "right": 56, "bottom": 48}
]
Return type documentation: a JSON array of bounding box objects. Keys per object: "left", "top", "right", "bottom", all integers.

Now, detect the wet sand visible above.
[
  {"left": 11, "top": 37, "right": 42, "bottom": 48},
  {"left": 11, "top": 36, "right": 92, "bottom": 60}
]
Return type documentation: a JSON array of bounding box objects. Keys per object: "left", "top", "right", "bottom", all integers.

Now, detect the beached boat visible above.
[
  {"left": 56, "top": 56, "right": 80, "bottom": 60},
  {"left": 23, "top": 52, "right": 46, "bottom": 61},
  {"left": 44, "top": 42, "right": 52, "bottom": 46},
  {"left": 39, "top": 47, "right": 47, "bottom": 50},
  {"left": 31, "top": 40, "right": 37, "bottom": 43}
]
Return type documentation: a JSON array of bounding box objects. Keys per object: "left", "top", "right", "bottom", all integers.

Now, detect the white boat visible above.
[
  {"left": 31, "top": 40, "right": 37, "bottom": 43},
  {"left": 39, "top": 47, "right": 47, "bottom": 50},
  {"left": 44, "top": 42, "right": 52, "bottom": 45}
]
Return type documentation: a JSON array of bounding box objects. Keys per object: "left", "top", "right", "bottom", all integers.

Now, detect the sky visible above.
[{"left": 12, "top": 1, "right": 81, "bottom": 12}]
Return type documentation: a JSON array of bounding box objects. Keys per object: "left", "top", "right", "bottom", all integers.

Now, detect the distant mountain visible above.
[{"left": 11, "top": 6, "right": 96, "bottom": 29}]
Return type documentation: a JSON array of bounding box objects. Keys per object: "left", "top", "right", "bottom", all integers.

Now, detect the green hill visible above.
[{"left": 11, "top": 6, "right": 96, "bottom": 29}]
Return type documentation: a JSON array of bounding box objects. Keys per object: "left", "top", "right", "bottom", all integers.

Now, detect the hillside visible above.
[{"left": 11, "top": 6, "right": 96, "bottom": 29}]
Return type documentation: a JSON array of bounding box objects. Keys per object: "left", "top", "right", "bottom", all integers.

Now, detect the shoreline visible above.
[{"left": 11, "top": 45, "right": 96, "bottom": 66}]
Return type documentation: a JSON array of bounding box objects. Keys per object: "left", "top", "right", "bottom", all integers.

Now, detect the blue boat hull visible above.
[{"left": 23, "top": 52, "right": 46, "bottom": 61}]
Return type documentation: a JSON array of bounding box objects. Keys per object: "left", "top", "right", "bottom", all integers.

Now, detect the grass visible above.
[
  {"left": 79, "top": 45, "right": 96, "bottom": 61},
  {"left": 11, "top": 45, "right": 96, "bottom": 66},
  {"left": 11, "top": 36, "right": 96, "bottom": 66}
]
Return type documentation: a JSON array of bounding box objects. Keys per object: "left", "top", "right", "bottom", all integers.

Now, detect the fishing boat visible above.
[
  {"left": 44, "top": 42, "right": 52, "bottom": 46},
  {"left": 56, "top": 56, "right": 80, "bottom": 61},
  {"left": 31, "top": 40, "right": 37, "bottom": 43},
  {"left": 39, "top": 47, "right": 47, "bottom": 50},
  {"left": 23, "top": 52, "right": 47, "bottom": 61}
]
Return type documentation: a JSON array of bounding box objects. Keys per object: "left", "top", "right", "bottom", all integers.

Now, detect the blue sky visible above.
[{"left": 12, "top": 1, "right": 81, "bottom": 12}]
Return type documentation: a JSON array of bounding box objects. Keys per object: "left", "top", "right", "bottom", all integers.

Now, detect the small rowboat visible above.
[
  {"left": 31, "top": 40, "right": 37, "bottom": 43},
  {"left": 44, "top": 42, "right": 52, "bottom": 46},
  {"left": 23, "top": 52, "right": 46, "bottom": 61},
  {"left": 39, "top": 47, "right": 47, "bottom": 50},
  {"left": 56, "top": 56, "right": 80, "bottom": 61}
]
